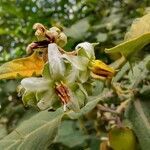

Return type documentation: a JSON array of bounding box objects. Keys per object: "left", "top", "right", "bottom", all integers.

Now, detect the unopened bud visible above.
[{"left": 90, "top": 60, "right": 115, "bottom": 80}]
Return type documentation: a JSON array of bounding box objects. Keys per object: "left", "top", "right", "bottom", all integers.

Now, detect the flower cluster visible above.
[{"left": 19, "top": 23, "right": 115, "bottom": 112}]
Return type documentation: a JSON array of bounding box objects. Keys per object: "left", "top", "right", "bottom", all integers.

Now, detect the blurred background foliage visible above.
[{"left": 0, "top": 0, "right": 150, "bottom": 149}]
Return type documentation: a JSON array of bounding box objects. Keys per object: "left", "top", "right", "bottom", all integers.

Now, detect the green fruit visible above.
[{"left": 109, "top": 127, "right": 137, "bottom": 150}]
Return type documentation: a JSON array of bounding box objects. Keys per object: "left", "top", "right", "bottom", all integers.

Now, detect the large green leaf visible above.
[
  {"left": 105, "top": 13, "right": 150, "bottom": 58},
  {"left": 0, "top": 109, "right": 64, "bottom": 150},
  {"left": 126, "top": 55, "right": 150, "bottom": 88},
  {"left": 125, "top": 100, "right": 150, "bottom": 150},
  {"left": 124, "top": 13, "right": 150, "bottom": 40},
  {"left": 0, "top": 124, "right": 7, "bottom": 140},
  {"left": 55, "top": 120, "right": 87, "bottom": 148}
]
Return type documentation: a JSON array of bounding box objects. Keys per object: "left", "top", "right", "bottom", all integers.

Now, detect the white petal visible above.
[
  {"left": 21, "top": 77, "right": 50, "bottom": 91},
  {"left": 37, "top": 91, "right": 56, "bottom": 110},
  {"left": 62, "top": 54, "right": 89, "bottom": 71},
  {"left": 66, "top": 66, "right": 79, "bottom": 84},
  {"left": 75, "top": 42, "right": 95, "bottom": 59},
  {"left": 48, "top": 43, "right": 65, "bottom": 78}
]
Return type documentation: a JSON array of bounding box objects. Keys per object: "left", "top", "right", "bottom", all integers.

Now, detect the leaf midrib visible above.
[{"left": 3, "top": 115, "right": 62, "bottom": 150}]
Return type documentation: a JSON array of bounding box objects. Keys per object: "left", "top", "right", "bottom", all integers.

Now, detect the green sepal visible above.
[{"left": 22, "top": 91, "right": 37, "bottom": 107}]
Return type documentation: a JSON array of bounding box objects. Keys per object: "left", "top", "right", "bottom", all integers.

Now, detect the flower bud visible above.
[
  {"left": 75, "top": 42, "right": 95, "bottom": 59},
  {"left": 56, "top": 32, "right": 67, "bottom": 47},
  {"left": 46, "top": 27, "right": 67, "bottom": 47},
  {"left": 90, "top": 60, "right": 115, "bottom": 80},
  {"left": 33, "top": 23, "right": 46, "bottom": 39}
]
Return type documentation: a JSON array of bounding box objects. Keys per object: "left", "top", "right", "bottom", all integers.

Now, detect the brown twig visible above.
[{"left": 97, "top": 104, "right": 119, "bottom": 115}]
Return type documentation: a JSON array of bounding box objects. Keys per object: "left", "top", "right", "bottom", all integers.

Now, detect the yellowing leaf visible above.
[
  {"left": 105, "top": 13, "right": 150, "bottom": 58},
  {"left": 0, "top": 52, "right": 44, "bottom": 80},
  {"left": 109, "top": 127, "right": 137, "bottom": 150}
]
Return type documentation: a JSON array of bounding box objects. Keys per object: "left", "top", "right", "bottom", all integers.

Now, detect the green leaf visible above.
[
  {"left": 113, "top": 62, "right": 130, "bottom": 82},
  {"left": 67, "top": 90, "right": 110, "bottom": 119},
  {"left": 55, "top": 120, "right": 87, "bottom": 148},
  {"left": 125, "top": 13, "right": 150, "bottom": 40},
  {"left": 146, "top": 59, "right": 150, "bottom": 71},
  {"left": 22, "top": 91, "right": 37, "bottom": 107},
  {"left": 126, "top": 55, "right": 150, "bottom": 88},
  {"left": 64, "top": 18, "right": 90, "bottom": 40},
  {"left": 96, "top": 32, "right": 108, "bottom": 42},
  {"left": 140, "top": 85, "right": 150, "bottom": 98},
  {"left": 67, "top": 97, "right": 100, "bottom": 119},
  {"left": 0, "top": 124, "right": 7, "bottom": 140},
  {"left": 0, "top": 28, "right": 9, "bottom": 35},
  {"left": 105, "top": 33, "right": 150, "bottom": 57},
  {"left": 125, "top": 100, "right": 150, "bottom": 150},
  {"left": 0, "top": 109, "right": 64, "bottom": 150},
  {"left": 105, "top": 13, "right": 150, "bottom": 58}
]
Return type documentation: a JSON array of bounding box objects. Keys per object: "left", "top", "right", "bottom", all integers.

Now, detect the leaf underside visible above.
[
  {"left": 0, "top": 109, "right": 64, "bottom": 150},
  {"left": 105, "top": 33, "right": 150, "bottom": 57},
  {"left": 105, "top": 13, "right": 150, "bottom": 58},
  {"left": 125, "top": 100, "right": 150, "bottom": 150}
]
